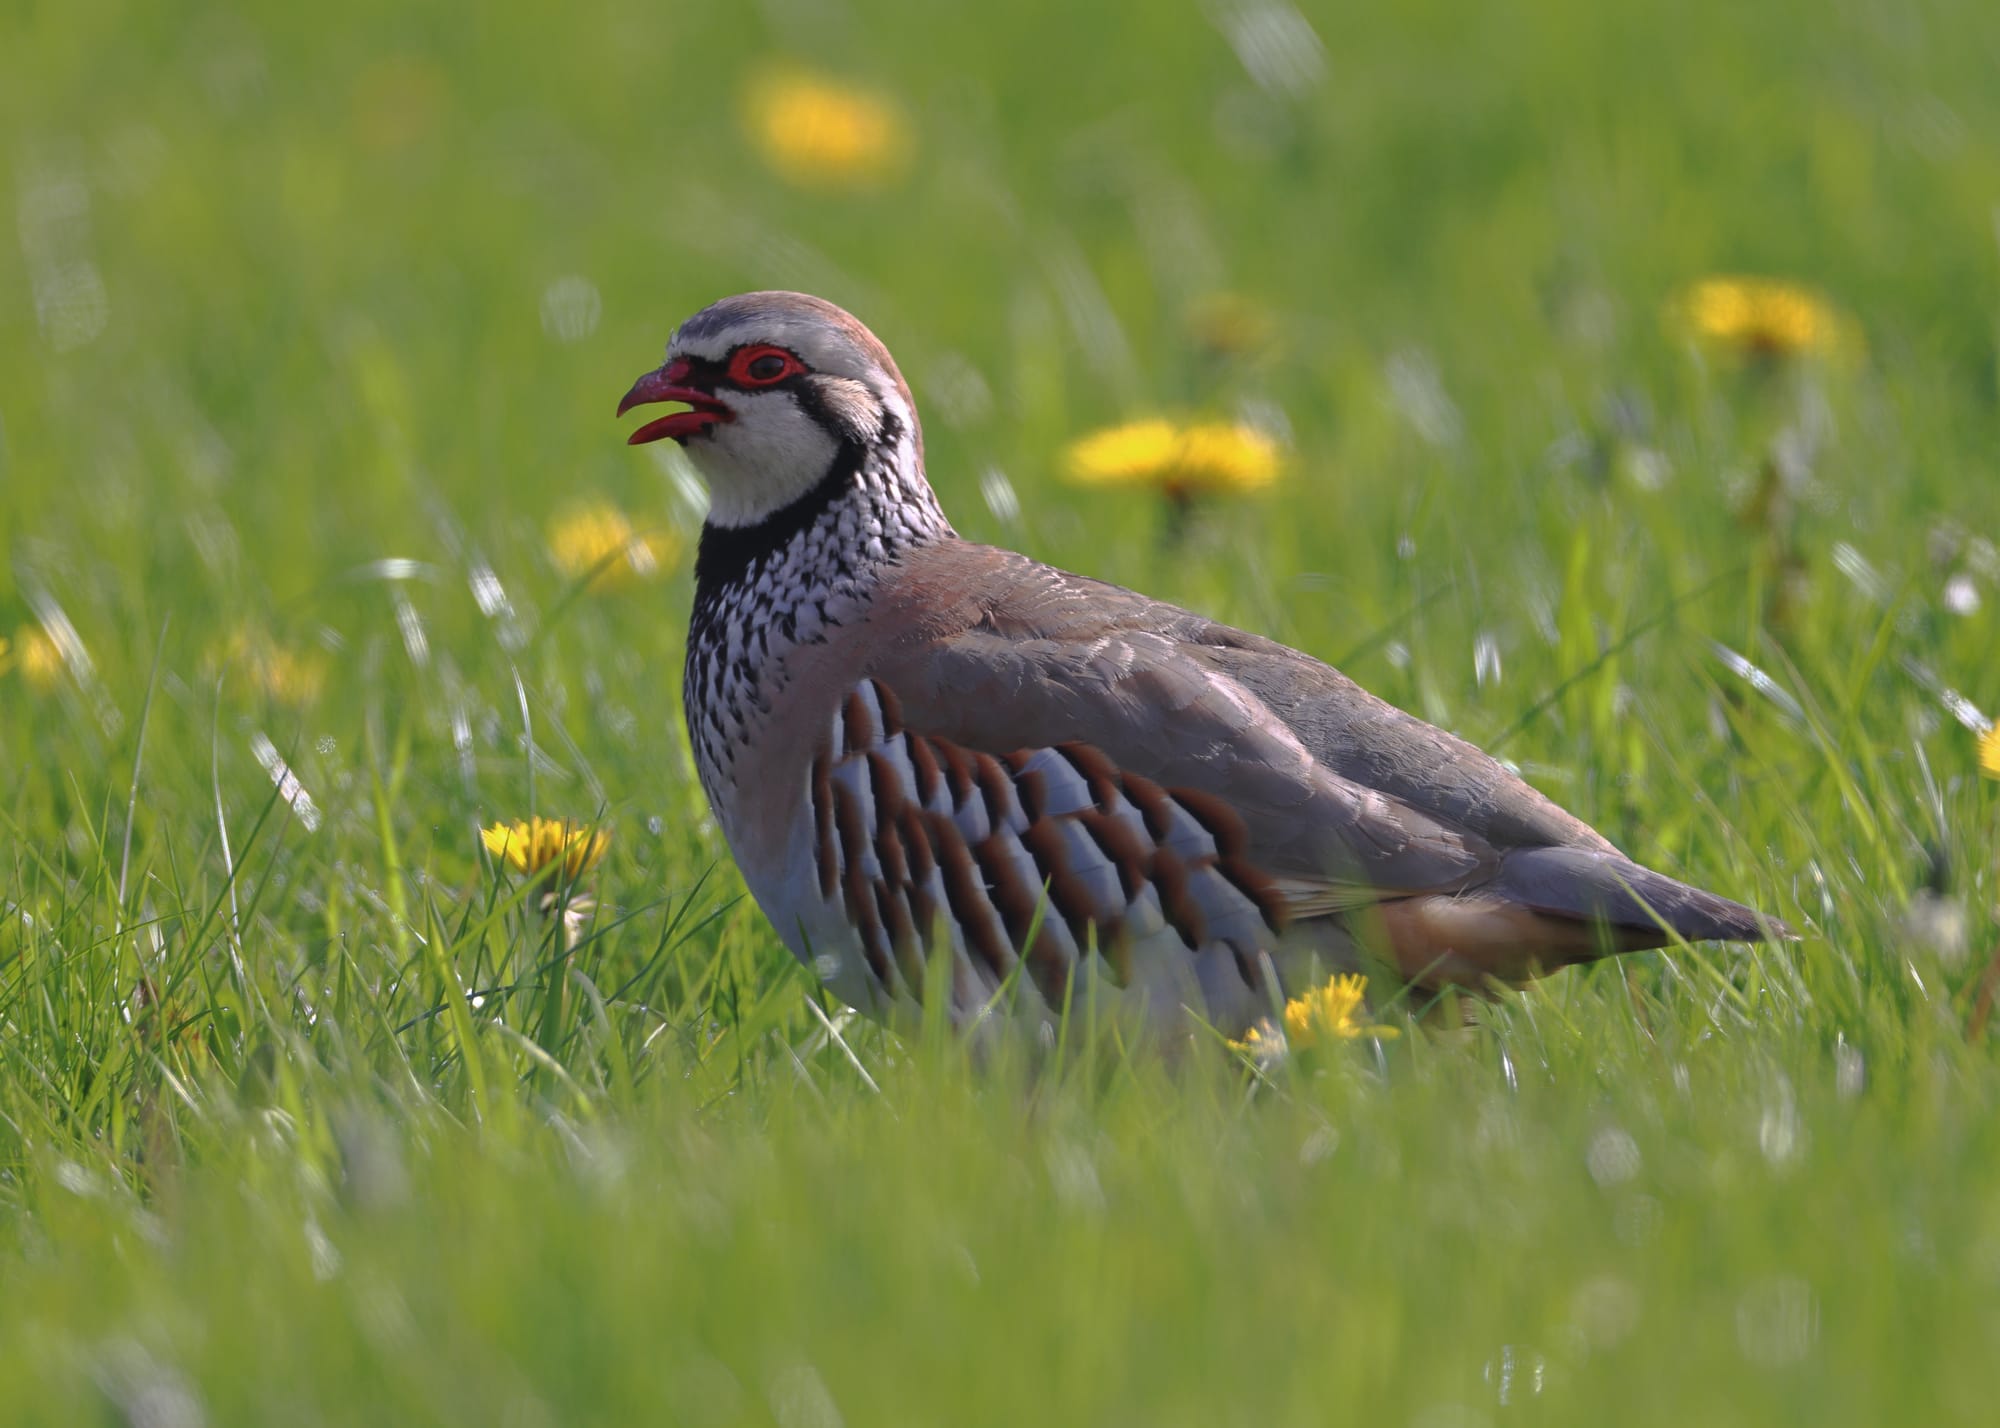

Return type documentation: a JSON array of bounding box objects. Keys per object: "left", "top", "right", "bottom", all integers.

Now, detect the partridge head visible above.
[
  {"left": 620, "top": 290, "right": 1792, "bottom": 1041},
  {"left": 618, "top": 290, "right": 922, "bottom": 529}
]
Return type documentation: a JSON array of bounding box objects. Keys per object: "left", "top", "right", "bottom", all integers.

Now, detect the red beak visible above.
[{"left": 618, "top": 360, "right": 732, "bottom": 445}]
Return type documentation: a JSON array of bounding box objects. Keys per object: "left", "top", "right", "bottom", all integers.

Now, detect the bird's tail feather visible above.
[{"left": 1489, "top": 844, "right": 1795, "bottom": 945}]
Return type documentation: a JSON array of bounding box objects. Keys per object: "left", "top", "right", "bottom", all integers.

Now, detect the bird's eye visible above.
[{"left": 729, "top": 345, "right": 802, "bottom": 386}]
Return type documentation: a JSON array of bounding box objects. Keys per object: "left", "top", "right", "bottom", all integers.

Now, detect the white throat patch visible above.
[{"left": 684, "top": 389, "right": 844, "bottom": 529}]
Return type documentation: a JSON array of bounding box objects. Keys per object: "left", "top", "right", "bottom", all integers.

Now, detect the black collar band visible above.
[{"left": 691, "top": 439, "right": 866, "bottom": 597}]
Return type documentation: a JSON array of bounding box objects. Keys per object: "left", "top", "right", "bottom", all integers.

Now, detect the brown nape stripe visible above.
[
  {"left": 1093, "top": 921, "right": 1133, "bottom": 987},
  {"left": 870, "top": 679, "right": 904, "bottom": 736},
  {"left": 831, "top": 780, "right": 891, "bottom": 987},
  {"left": 841, "top": 687, "right": 874, "bottom": 753},
  {"left": 1012, "top": 765, "right": 1048, "bottom": 825},
  {"left": 926, "top": 809, "right": 1012, "bottom": 981},
  {"left": 938, "top": 739, "right": 978, "bottom": 812},
  {"left": 972, "top": 752, "right": 1014, "bottom": 834},
  {"left": 1164, "top": 784, "right": 1288, "bottom": 933},
  {"left": 873, "top": 805, "right": 911, "bottom": 893},
  {"left": 865, "top": 749, "right": 910, "bottom": 832},
  {"left": 1023, "top": 921, "right": 1071, "bottom": 1011},
  {"left": 970, "top": 834, "right": 1033, "bottom": 945},
  {"left": 907, "top": 733, "right": 943, "bottom": 809},
  {"left": 1170, "top": 786, "right": 1250, "bottom": 859},
  {"left": 900, "top": 820, "right": 942, "bottom": 955},
  {"left": 1221, "top": 858, "right": 1292, "bottom": 934},
  {"left": 812, "top": 755, "right": 837, "bottom": 899},
  {"left": 1055, "top": 742, "right": 1122, "bottom": 814},
  {"left": 1075, "top": 807, "right": 1149, "bottom": 903},
  {"left": 973, "top": 833, "right": 1069, "bottom": 1009},
  {"left": 1119, "top": 771, "right": 1177, "bottom": 843},
  {"left": 876, "top": 882, "right": 923, "bottom": 993},
  {"left": 897, "top": 801, "right": 938, "bottom": 887},
  {"left": 852, "top": 886, "right": 891, "bottom": 987},
  {"left": 1149, "top": 846, "right": 1208, "bottom": 951},
  {"left": 1017, "top": 817, "right": 1097, "bottom": 948},
  {"left": 1230, "top": 942, "right": 1264, "bottom": 993}
]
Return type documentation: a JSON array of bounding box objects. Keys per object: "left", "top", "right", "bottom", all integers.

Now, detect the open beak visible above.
[{"left": 618, "top": 360, "right": 732, "bottom": 445}]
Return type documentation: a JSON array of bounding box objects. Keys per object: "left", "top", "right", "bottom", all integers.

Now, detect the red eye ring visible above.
[{"left": 727, "top": 344, "right": 806, "bottom": 387}]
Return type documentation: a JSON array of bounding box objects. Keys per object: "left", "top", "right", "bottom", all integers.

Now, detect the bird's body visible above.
[{"left": 622, "top": 291, "right": 1788, "bottom": 1039}]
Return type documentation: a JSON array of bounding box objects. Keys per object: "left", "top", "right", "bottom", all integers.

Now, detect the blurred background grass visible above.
[{"left": 4, "top": 0, "right": 2000, "bottom": 1421}]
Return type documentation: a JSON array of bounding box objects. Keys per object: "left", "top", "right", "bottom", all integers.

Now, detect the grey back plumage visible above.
[{"left": 862, "top": 544, "right": 1781, "bottom": 945}]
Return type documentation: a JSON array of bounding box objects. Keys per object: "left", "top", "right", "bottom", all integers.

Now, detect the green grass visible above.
[{"left": 5, "top": 0, "right": 2000, "bottom": 1420}]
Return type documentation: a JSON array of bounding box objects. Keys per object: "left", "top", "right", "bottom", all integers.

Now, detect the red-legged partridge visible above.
[{"left": 619, "top": 291, "right": 1789, "bottom": 1039}]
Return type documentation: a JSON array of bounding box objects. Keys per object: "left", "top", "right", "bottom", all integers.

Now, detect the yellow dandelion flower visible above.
[
  {"left": 1981, "top": 719, "right": 2000, "bottom": 779},
  {"left": 1064, "top": 419, "right": 1282, "bottom": 500},
  {"left": 481, "top": 817, "right": 611, "bottom": 880},
  {"left": 548, "top": 503, "right": 677, "bottom": 591},
  {"left": 8, "top": 626, "right": 63, "bottom": 689},
  {"left": 256, "top": 646, "right": 326, "bottom": 705},
  {"left": 215, "top": 627, "right": 327, "bottom": 705},
  {"left": 1229, "top": 973, "right": 1398, "bottom": 1056},
  {"left": 1671, "top": 276, "right": 1855, "bottom": 360},
  {"left": 1066, "top": 420, "right": 1179, "bottom": 484},
  {"left": 744, "top": 67, "right": 912, "bottom": 189}
]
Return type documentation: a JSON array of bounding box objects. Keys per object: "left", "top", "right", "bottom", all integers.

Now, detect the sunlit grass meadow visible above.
[{"left": 5, "top": 0, "right": 2000, "bottom": 1420}]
